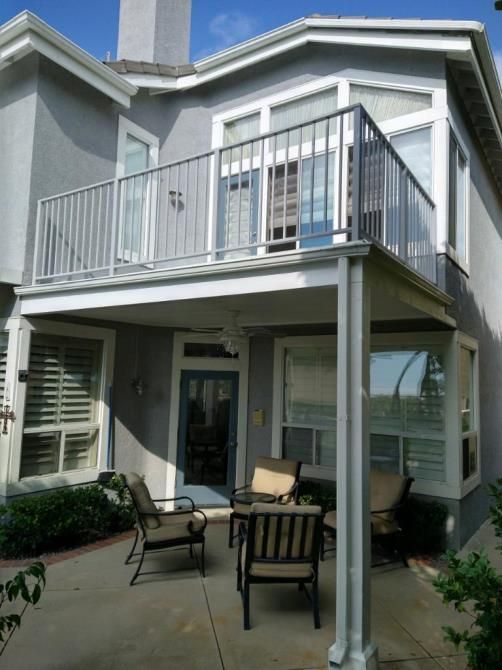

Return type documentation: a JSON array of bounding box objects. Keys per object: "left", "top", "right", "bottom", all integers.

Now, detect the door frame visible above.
[{"left": 166, "top": 332, "right": 249, "bottom": 505}]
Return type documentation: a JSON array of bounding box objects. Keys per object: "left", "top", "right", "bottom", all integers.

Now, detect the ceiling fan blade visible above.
[{"left": 190, "top": 328, "right": 221, "bottom": 333}]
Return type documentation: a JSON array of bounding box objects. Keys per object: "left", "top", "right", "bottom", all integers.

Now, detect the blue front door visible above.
[{"left": 176, "top": 370, "right": 239, "bottom": 505}]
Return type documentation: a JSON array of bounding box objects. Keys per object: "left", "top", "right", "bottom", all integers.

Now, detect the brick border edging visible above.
[{"left": 0, "top": 518, "right": 230, "bottom": 568}]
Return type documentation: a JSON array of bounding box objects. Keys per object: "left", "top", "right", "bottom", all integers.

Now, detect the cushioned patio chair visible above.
[
  {"left": 228, "top": 456, "right": 302, "bottom": 547},
  {"left": 237, "top": 503, "right": 323, "bottom": 630},
  {"left": 124, "top": 472, "right": 207, "bottom": 585},
  {"left": 322, "top": 469, "right": 414, "bottom": 566}
]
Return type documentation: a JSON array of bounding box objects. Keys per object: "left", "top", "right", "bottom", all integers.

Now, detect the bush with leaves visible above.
[
  {"left": 0, "top": 484, "right": 134, "bottom": 559},
  {"left": 298, "top": 480, "right": 337, "bottom": 512},
  {"left": 433, "top": 479, "right": 502, "bottom": 670},
  {"left": 0, "top": 562, "right": 46, "bottom": 644},
  {"left": 401, "top": 496, "right": 449, "bottom": 554}
]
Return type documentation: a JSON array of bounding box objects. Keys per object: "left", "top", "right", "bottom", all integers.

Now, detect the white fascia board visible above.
[
  {"left": 0, "top": 11, "right": 137, "bottom": 107},
  {"left": 304, "top": 17, "right": 484, "bottom": 33}
]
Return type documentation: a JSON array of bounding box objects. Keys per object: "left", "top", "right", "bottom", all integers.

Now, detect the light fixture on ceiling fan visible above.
[{"left": 191, "top": 311, "right": 276, "bottom": 355}]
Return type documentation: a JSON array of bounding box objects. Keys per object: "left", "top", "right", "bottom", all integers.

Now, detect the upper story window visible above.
[
  {"left": 117, "top": 116, "right": 159, "bottom": 178},
  {"left": 349, "top": 84, "right": 432, "bottom": 123},
  {"left": 270, "top": 87, "right": 338, "bottom": 147},
  {"left": 124, "top": 134, "right": 150, "bottom": 175},
  {"left": 223, "top": 113, "right": 260, "bottom": 146},
  {"left": 390, "top": 126, "right": 432, "bottom": 194},
  {"left": 448, "top": 132, "right": 468, "bottom": 262},
  {"left": 460, "top": 341, "right": 478, "bottom": 481}
]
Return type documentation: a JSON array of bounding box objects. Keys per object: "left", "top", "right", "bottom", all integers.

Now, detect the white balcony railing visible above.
[{"left": 32, "top": 105, "right": 437, "bottom": 286}]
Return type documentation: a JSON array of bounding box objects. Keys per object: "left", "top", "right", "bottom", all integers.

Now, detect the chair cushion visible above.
[
  {"left": 251, "top": 457, "right": 299, "bottom": 500},
  {"left": 371, "top": 470, "right": 408, "bottom": 522},
  {"left": 145, "top": 512, "right": 205, "bottom": 543},
  {"left": 125, "top": 473, "right": 160, "bottom": 529},
  {"left": 323, "top": 510, "right": 400, "bottom": 537},
  {"left": 241, "top": 541, "right": 314, "bottom": 579},
  {"left": 233, "top": 501, "right": 253, "bottom": 517}
]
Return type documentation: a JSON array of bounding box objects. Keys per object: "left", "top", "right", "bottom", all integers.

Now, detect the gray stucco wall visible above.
[
  {"left": 245, "top": 337, "right": 275, "bottom": 481},
  {"left": 0, "top": 53, "right": 39, "bottom": 284},
  {"left": 437, "top": 81, "right": 502, "bottom": 541}
]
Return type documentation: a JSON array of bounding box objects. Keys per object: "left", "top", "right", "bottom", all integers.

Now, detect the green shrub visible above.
[
  {"left": 298, "top": 480, "right": 337, "bottom": 513},
  {"left": 0, "top": 484, "right": 134, "bottom": 559},
  {"left": 400, "top": 496, "right": 449, "bottom": 554},
  {"left": 0, "top": 562, "right": 46, "bottom": 644},
  {"left": 433, "top": 479, "right": 502, "bottom": 669}
]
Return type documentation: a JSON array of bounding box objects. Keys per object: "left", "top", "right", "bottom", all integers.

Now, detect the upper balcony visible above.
[{"left": 31, "top": 105, "right": 437, "bottom": 288}]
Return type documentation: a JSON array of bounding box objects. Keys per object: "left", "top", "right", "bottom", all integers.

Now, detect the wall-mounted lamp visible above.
[
  {"left": 131, "top": 377, "right": 146, "bottom": 396},
  {"left": 169, "top": 190, "right": 183, "bottom": 202},
  {"left": 131, "top": 326, "right": 146, "bottom": 396}
]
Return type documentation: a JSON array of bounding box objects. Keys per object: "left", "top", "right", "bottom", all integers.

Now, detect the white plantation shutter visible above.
[
  {"left": 349, "top": 84, "right": 431, "bottom": 124},
  {"left": 0, "top": 332, "right": 8, "bottom": 404},
  {"left": 21, "top": 334, "right": 101, "bottom": 478}
]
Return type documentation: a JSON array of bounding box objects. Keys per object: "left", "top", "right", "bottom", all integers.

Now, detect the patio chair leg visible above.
[
  {"left": 228, "top": 513, "right": 234, "bottom": 548},
  {"left": 130, "top": 543, "right": 146, "bottom": 586},
  {"left": 320, "top": 533, "right": 325, "bottom": 561},
  {"left": 125, "top": 529, "right": 139, "bottom": 565},
  {"left": 243, "top": 580, "right": 250, "bottom": 630},
  {"left": 397, "top": 533, "right": 408, "bottom": 568},
  {"left": 189, "top": 543, "right": 194, "bottom": 558},
  {"left": 200, "top": 540, "right": 206, "bottom": 578},
  {"left": 312, "top": 579, "right": 321, "bottom": 629}
]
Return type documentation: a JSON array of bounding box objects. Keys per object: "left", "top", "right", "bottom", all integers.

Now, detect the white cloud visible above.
[{"left": 195, "top": 12, "right": 258, "bottom": 60}]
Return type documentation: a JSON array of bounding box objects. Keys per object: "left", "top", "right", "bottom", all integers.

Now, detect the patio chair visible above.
[
  {"left": 237, "top": 503, "right": 323, "bottom": 630},
  {"left": 124, "top": 472, "right": 207, "bottom": 585},
  {"left": 228, "top": 456, "right": 302, "bottom": 547},
  {"left": 321, "top": 469, "right": 414, "bottom": 566}
]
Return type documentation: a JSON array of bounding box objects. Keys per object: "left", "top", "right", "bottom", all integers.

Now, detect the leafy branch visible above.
[{"left": 0, "top": 562, "right": 46, "bottom": 643}]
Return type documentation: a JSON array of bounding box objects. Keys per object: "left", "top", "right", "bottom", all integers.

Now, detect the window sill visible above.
[
  {"left": 441, "top": 245, "right": 469, "bottom": 277},
  {"left": 7, "top": 468, "right": 100, "bottom": 497}
]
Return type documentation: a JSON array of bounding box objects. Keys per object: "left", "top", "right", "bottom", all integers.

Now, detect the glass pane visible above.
[
  {"left": 284, "top": 347, "right": 336, "bottom": 426},
  {"left": 271, "top": 87, "right": 338, "bottom": 148},
  {"left": 223, "top": 113, "right": 260, "bottom": 146},
  {"left": 460, "top": 347, "right": 474, "bottom": 432},
  {"left": 316, "top": 429, "right": 336, "bottom": 467},
  {"left": 404, "top": 437, "right": 445, "bottom": 481},
  {"left": 371, "top": 434, "right": 400, "bottom": 473},
  {"left": 183, "top": 342, "right": 237, "bottom": 359},
  {"left": 20, "top": 432, "right": 60, "bottom": 478},
  {"left": 283, "top": 426, "right": 313, "bottom": 464},
  {"left": 219, "top": 171, "right": 258, "bottom": 257},
  {"left": 350, "top": 84, "right": 431, "bottom": 123},
  {"left": 390, "top": 127, "right": 432, "bottom": 194},
  {"left": 463, "top": 435, "right": 477, "bottom": 480},
  {"left": 184, "top": 378, "right": 232, "bottom": 486},
  {"left": 370, "top": 349, "right": 445, "bottom": 434},
  {"left": 267, "top": 161, "right": 299, "bottom": 251},
  {"left": 456, "top": 151, "right": 467, "bottom": 259},
  {"left": 448, "top": 134, "right": 457, "bottom": 248},
  {"left": 63, "top": 430, "right": 98, "bottom": 471},
  {"left": 300, "top": 152, "right": 335, "bottom": 248},
  {"left": 125, "top": 135, "right": 149, "bottom": 175}
]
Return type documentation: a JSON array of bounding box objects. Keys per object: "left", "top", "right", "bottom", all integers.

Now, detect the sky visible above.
[{"left": 0, "top": 0, "right": 501, "bottom": 74}]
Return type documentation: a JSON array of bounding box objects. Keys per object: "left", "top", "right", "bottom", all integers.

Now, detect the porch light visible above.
[{"left": 221, "top": 337, "right": 240, "bottom": 356}]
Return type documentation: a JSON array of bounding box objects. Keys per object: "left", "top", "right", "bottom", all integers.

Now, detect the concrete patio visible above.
[{"left": 0, "top": 522, "right": 479, "bottom": 670}]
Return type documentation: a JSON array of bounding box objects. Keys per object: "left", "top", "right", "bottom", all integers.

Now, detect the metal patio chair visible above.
[
  {"left": 124, "top": 472, "right": 207, "bottom": 585},
  {"left": 228, "top": 456, "right": 302, "bottom": 547},
  {"left": 237, "top": 502, "right": 323, "bottom": 630},
  {"left": 321, "top": 469, "right": 414, "bottom": 565}
]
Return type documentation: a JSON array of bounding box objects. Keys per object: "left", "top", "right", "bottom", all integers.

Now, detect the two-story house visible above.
[{"left": 0, "top": 2, "right": 501, "bottom": 666}]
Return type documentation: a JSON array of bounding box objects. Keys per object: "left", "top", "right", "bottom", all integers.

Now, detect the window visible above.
[
  {"left": 460, "top": 345, "right": 478, "bottom": 480},
  {"left": 390, "top": 127, "right": 432, "bottom": 194},
  {"left": 282, "top": 346, "right": 337, "bottom": 468},
  {"left": 20, "top": 334, "right": 102, "bottom": 478},
  {"left": 349, "top": 84, "right": 432, "bottom": 124},
  {"left": 370, "top": 348, "right": 446, "bottom": 481},
  {"left": 448, "top": 133, "right": 468, "bottom": 261},
  {"left": 223, "top": 113, "right": 260, "bottom": 146}
]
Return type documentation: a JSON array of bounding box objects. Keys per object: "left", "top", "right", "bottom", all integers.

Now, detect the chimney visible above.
[{"left": 117, "top": 0, "right": 192, "bottom": 64}]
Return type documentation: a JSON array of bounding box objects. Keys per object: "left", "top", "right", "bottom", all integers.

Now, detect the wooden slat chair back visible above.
[{"left": 237, "top": 503, "right": 323, "bottom": 630}]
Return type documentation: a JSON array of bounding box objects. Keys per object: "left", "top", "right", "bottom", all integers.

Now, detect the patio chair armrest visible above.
[
  {"left": 231, "top": 484, "right": 251, "bottom": 496},
  {"left": 371, "top": 503, "right": 404, "bottom": 515},
  {"left": 152, "top": 496, "right": 196, "bottom": 510},
  {"left": 189, "top": 509, "right": 208, "bottom": 534},
  {"left": 277, "top": 480, "right": 299, "bottom": 503},
  {"left": 138, "top": 508, "right": 197, "bottom": 519}
]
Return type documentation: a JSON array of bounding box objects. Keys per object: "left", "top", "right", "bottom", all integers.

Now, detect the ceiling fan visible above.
[{"left": 191, "top": 311, "right": 276, "bottom": 354}]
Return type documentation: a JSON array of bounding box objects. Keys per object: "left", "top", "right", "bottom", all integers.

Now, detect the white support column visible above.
[{"left": 329, "top": 256, "right": 377, "bottom": 670}]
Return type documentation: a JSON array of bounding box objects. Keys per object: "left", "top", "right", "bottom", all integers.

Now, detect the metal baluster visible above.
[
  {"left": 174, "top": 164, "right": 180, "bottom": 256},
  {"left": 102, "top": 185, "right": 110, "bottom": 271},
  {"left": 193, "top": 158, "right": 199, "bottom": 255},
  {"left": 323, "top": 118, "right": 329, "bottom": 237},
  {"left": 296, "top": 124, "right": 304, "bottom": 244},
  {"left": 271, "top": 135, "right": 277, "bottom": 244},
  {"left": 337, "top": 113, "right": 344, "bottom": 231},
  {"left": 59, "top": 195, "right": 67, "bottom": 276},
  {"left": 283, "top": 130, "right": 289, "bottom": 242},
  {"left": 237, "top": 143, "right": 243, "bottom": 250},
  {"left": 95, "top": 186, "right": 103, "bottom": 270},
  {"left": 248, "top": 140, "right": 253, "bottom": 246},
  {"left": 225, "top": 148, "right": 232, "bottom": 250},
  {"left": 310, "top": 121, "right": 315, "bottom": 237},
  {"left": 87, "top": 188, "right": 95, "bottom": 270},
  {"left": 67, "top": 194, "right": 74, "bottom": 275}
]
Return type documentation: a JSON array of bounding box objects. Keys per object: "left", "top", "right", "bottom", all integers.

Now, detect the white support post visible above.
[{"left": 329, "top": 256, "right": 377, "bottom": 670}]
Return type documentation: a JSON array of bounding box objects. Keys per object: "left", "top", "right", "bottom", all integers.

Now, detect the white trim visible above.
[
  {"left": 458, "top": 332, "right": 480, "bottom": 497},
  {"left": 4, "top": 317, "right": 115, "bottom": 496},
  {"left": 446, "top": 116, "right": 471, "bottom": 270},
  {"left": 0, "top": 11, "right": 136, "bottom": 107},
  {"left": 166, "top": 332, "right": 249, "bottom": 504}
]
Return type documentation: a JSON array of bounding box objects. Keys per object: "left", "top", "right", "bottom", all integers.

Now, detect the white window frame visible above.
[
  {"left": 457, "top": 332, "right": 480, "bottom": 496},
  {"left": 445, "top": 119, "right": 470, "bottom": 273},
  {"left": 212, "top": 70, "right": 447, "bottom": 257},
  {"left": 272, "top": 331, "right": 474, "bottom": 499},
  {"left": 3, "top": 318, "right": 115, "bottom": 497},
  {"left": 116, "top": 116, "right": 160, "bottom": 264}
]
